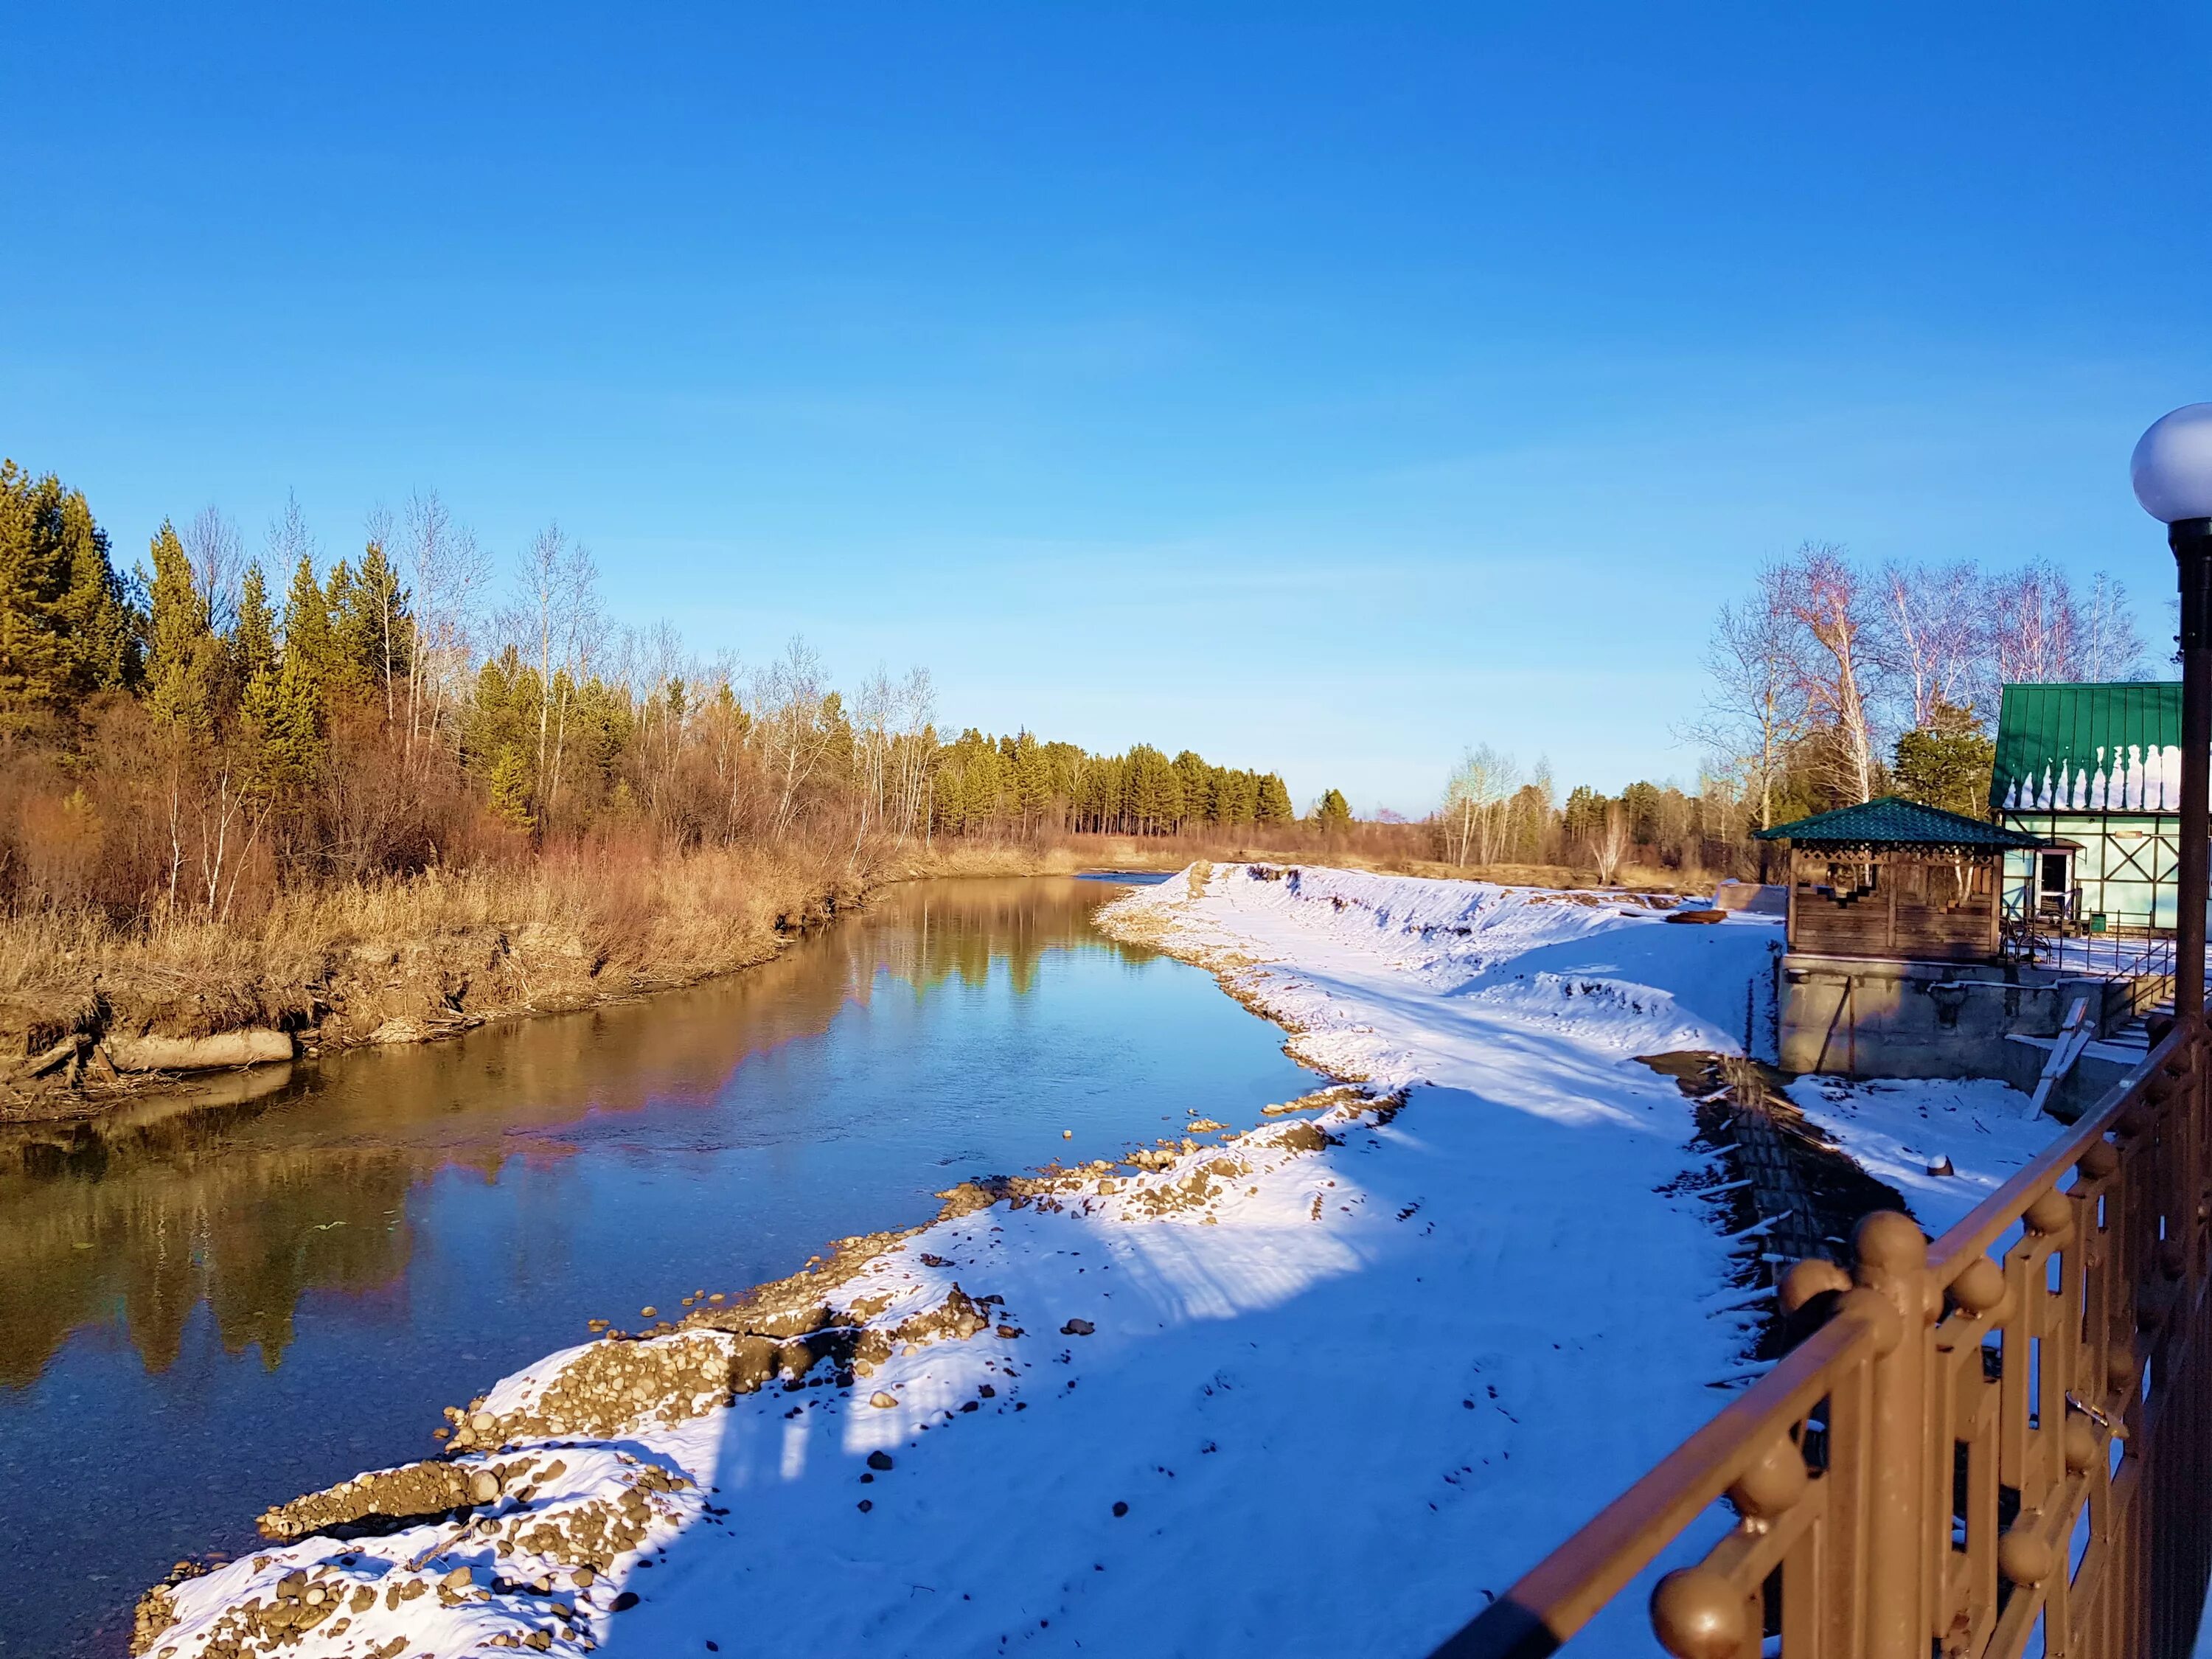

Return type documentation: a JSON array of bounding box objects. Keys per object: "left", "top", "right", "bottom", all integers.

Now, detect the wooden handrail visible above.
[{"left": 1428, "top": 1020, "right": 2212, "bottom": 1659}]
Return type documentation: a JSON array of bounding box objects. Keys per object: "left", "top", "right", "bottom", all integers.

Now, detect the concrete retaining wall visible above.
[{"left": 1777, "top": 954, "right": 2124, "bottom": 1082}]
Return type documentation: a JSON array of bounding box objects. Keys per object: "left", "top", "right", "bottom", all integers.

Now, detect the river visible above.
[{"left": 0, "top": 874, "right": 1316, "bottom": 1658}]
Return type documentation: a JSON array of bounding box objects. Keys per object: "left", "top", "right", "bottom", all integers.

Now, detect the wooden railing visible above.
[{"left": 1431, "top": 1022, "right": 2212, "bottom": 1659}]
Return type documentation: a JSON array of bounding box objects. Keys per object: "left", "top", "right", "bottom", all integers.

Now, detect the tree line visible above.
[
  {"left": 1432, "top": 542, "right": 2156, "bottom": 882},
  {"left": 0, "top": 464, "right": 1310, "bottom": 923}
]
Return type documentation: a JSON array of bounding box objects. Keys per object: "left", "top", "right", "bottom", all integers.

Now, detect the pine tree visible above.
[
  {"left": 142, "top": 521, "right": 220, "bottom": 742},
  {"left": 487, "top": 744, "right": 536, "bottom": 832},
  {"left": 347, "top": 537, "right": 412, "bottom": 723},
  {"left": 242, "top": 656, "right": 324, "bottom": 801},
  {"left": 1014, "top": 734, "right": 1054, "bottom": 827},
  {"left": 1171, "top": 750, "right": 1212, "bottom": 830},
  {"left": 280, "top": 553, "right": 335, "bottom": 706},
  {"left": 0, "top": 462, "right": 138, "bottom": 726},
  {"left": 1256, "top": 773, "right": 1293, "bottom": 824},
  {"left": 1893, "top": 702, "right": 1994, "bottom": 818},
  {"left": 232, "top": 564, "right": 277, "bottom": 689}
]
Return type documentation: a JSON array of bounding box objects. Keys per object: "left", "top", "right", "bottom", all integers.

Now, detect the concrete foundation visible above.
[{"left": 1777, "top": 953, "right": 2133, "bottom": 1085}]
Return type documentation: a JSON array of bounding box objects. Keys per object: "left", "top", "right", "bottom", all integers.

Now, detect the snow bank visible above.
[
  {"left": 141, "top": 866, "right": 1788, "bottom": 1659},
  {"left": 1784, "top": 1073, "right": 2045, "bottom": 1238}
]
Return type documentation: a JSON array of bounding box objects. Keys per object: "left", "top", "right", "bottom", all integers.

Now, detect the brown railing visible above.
[{"left": 1432, "top": 1022, "right": 2212, "bottom": 1659}]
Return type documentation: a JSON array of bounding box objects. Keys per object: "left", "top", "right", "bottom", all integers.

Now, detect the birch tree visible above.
[
  {"left": 755, "top": 636, "right": 837, "bottom": 839},
  {"left": 1686, "top": 560, "right": 1806, "bottom": 830},
  {"left": 1785, "top": 543, "right": 1879, "bottom": 806},
  {"left": 1872, "top": 558, "right": 1980, "bottom": 728},
  {"left": 504, "top": 524, "right": 601, "bottom": 825},
  {"left": 400, "top": 490, "right": 489, "bottom": 772},
  {"left": 1587, "top": 801, "right": 1629, "bottom": 886},
  {"left": 1441, "top": 745, "right": 1519, "bottom": 866}
]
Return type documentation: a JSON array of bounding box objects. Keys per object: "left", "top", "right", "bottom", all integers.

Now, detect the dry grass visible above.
[{"left": 0, "top": 842, "right": 857, "bottom": 1078}]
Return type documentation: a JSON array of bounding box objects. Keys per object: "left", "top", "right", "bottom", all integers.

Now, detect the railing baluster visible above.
[{"left": 1425, "top": 1023, "right": 2212, "bottom": 1659}]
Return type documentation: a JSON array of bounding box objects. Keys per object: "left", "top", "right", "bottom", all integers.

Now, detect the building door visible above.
[{"left": 2037, "top": 849, "right": 2073, "bottom": 920}]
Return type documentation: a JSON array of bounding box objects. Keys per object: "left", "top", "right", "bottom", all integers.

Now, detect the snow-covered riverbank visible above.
[{"left": 134, "top": 866, "right": 1823, "bottom": 1658}]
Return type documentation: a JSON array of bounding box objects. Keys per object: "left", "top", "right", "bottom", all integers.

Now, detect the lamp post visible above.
[{"left": 2133, "top": 403, "right": 2212, "bottom": 1024}]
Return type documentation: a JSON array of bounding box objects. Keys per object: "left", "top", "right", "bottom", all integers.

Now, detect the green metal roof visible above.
[
  {"left": 1753, "top": 795, "right": 2042, "bottom": 849},
  {"left": 1991, "top": 681, "right": 2183, "bottom": 814}
]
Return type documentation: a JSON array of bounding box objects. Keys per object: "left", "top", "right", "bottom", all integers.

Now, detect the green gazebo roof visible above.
[{"left": 1753, "top": 796, "right": 2043, "bottom": 852}]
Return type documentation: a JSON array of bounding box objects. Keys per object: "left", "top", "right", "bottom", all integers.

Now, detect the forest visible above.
[
  {"left": 2, "top": 462, "right": 2166, "bottom": 939},
  {"left": 0, "top": 463, "right": 1302, "bottom": 928}
]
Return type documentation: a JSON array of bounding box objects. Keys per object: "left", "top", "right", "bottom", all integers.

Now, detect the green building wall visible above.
[{"left": 1996, "top": 811, "right": 2179, "bottom": 931}]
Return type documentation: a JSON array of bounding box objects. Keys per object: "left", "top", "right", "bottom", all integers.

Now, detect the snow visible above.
[
  {"left": 147, "top": 866, "right": 1818, "bottom": 1658},
  {"left": 2000, "top": 741, "right": 2180, "bottom": 812},
  {"left": 1784, "top": 1073, "right": 2047, "bottom": 1239}
]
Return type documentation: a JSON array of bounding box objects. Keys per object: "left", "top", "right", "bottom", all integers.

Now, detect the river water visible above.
[{"left": 0, "top": 875, "right": 1315, "bottom": 1658}]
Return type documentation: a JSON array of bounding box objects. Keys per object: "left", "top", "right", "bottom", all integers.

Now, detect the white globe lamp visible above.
[{"left": 2132, "top": 403, "right": 2212, "bottom": 526}]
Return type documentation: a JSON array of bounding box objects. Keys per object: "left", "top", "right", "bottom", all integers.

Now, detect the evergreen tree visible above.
[
  {"left": 1311, "top": 787, "right": 1352, "bottom": 830},
  {"left": 487, "top": 744, "right": 537, "bottom": 832},
  {"left": 1893, "top": 702, "right": 1995, "bottom": 818},
  {"left": 1171, "top": 750, "right": 1212, "bottom": 829},
  {"left": 348, "top": 537, "right": 412, "bottom": 720},
  {"left": 232, "top": 564, "right": 277, "bottom": 689},
  {"left": 1562, "top": 785, "right": 1608, "bottom": 843},
  {"left": 1256, "top": 773, "right": 1293, "bottom": 824},
  {"left": 1014, "top": 734, "right": 1054, "bottom": 827},
  {"left": 0, "top": 462, "right": 138, "bottom": 726},
  {"left": 142, "top": 521, "right": 220, "bottom": 742},
  {"left": 280, "top": 553, "right": 336, "bottom": 704}
]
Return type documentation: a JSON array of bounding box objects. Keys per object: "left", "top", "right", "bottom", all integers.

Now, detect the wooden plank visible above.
[{"left": 2026, "top": 996, "right": 2092, "bottom": 1120}]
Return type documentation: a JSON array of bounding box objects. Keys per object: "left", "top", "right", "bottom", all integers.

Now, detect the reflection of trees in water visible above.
[
  {"left": 0, "top": 879, "right": 1150, "bottom": 1388},
  {"left": 0, "top": 1105, "right": 414, "bottom": 1387},
  {"left": 858, "top": 877, "right": 1154, "bottom": 1000}
]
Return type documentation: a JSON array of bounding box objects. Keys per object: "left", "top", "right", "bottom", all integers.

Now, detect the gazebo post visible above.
[{"left": 1785, "top": 847, "right": 1798, "bottom": 948}]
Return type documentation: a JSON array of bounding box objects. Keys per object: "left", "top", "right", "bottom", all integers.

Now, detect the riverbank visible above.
[
  {"left": 3, "top": 833, "right": 1698, "bottom": 1126},
  {"left": 131, "top": 862, "right": 1795, "bottom": 1658},
  {"left": 0, "top": 844, "right": 869, "bottom": 1124}
]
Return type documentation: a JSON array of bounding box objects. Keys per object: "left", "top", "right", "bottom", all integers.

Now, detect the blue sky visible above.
[{"left": 5, "top": 3, "right": 2208, "bottom": 812}]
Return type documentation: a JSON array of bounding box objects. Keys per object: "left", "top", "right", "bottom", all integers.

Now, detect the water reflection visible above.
[
  {"left": 0, "top": 877, "right": 1155, "bottom": 1388},
  {"left": 0, "top": 876, "right": 1310, "bottom": 1659}
]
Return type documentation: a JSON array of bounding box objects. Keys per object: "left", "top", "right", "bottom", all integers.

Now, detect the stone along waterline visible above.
[{"left": 0, "top": 874, "right": 1316, "bottom": 1659}]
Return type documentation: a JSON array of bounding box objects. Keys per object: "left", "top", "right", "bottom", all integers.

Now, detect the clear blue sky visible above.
[{"left": 6, "top": 3, "right": 2208, "bottom": 812}]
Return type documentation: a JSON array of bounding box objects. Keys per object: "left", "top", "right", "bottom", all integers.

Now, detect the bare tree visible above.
[
  {"left": 1785, "top": 543, "right": 1879, "bottom": 806},
  {"left": 1871, "top": 558, "right": 1981, "bottom": 729},
  {"left": 400, "top": 490, "right": 490, "bottom": 771},
  {"left": 1587, "top": 801, "right": 1629, "bottom": 886},
  {"left": 499, "top": 524, "right": 603, "bottom": 826},
  {"left": 2078, "top": 571, "right": 2147, "bottom": 682},
  {"left": 265, "top": 492, "right": 316, "bottom": 592},
  {"left": 1441, "top": 745, "right": 1519, "bottom": 867},
  {"left": 628, "top": 622, "right": 685, "bottom": 821},
  {"left": 893, "top": 667, "right": 936, "bottom": 844},
  {"left": 1683, "top": 560, "right": 1806, "bottom": 830},
  {"left": 754, "top": 637, "right": 837, "bottom": 840},
  {"left": 1983, "top": 560, "right": 2081, "bottom": 691},
  {"left": 183, "top": 507, "right": 246, "bottom": 633},
  {"left": 852, "top": 667, "right": 895, "bottom": 842}
]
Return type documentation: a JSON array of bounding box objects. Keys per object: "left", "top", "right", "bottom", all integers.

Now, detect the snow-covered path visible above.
[{"left": 141, "top": 866, "right": 1799, "bottom": 1659}]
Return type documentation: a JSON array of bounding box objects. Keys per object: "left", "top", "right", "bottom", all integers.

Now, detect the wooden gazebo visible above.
[{"left": 1753, "top": 796, "right": 2045, "bottom": 963}]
